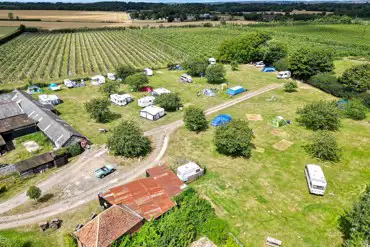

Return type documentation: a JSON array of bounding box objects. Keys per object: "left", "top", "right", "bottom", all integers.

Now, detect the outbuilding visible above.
[
  {"left": 91, "top": 75, "right": 106, "bottom": 85},
  {"left": 226, "top": 86, "right": 245, "bottom": 96},
  {"left": 177, "top": 162, "right": 204, "bottom": 183},
  {"left": 305, "top": 164, "right": 327, "bottom": 196},
  {"left": 110, "top": 94, "right": 132, "bottom": 106},
  {"left": 261, "top": 67, "right": 276, "bottom": 72},
  {"left": 38, "top": 95, "right": 62, "bottom": 105},
  {"left": 143, "top": 68, "right": 153, "bottom": 76},
  {"left": 211, "top": 114, "right": 232, "bottom": 127},
  {"left": 140, "top": 106, "right": 165, "bottom": 121},
  {"left": 151, "top": 88, "right": 171, "bottom": 96},
  {"left": 138, "top": 96, "right": 155, "bottom": 108}
]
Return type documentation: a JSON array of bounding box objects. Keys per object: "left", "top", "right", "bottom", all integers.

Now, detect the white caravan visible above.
[
  {"left": 277, "top": 71, "right": 291, "bottom": 79},
  {"left": 138, "top": 96, "right": 155, "bottom": 108},
  {"left": 143, "top": 68, "right": 153, "bottom": 76},
  {"left": 91, "top": 75, "right": 106, "bottom": 85},
  {"left": 107, "top": 73, "right": 116, "bottom": 81},
  {"left": 64, "top": 79, "right": 76, "bottom": 88},
  {"left": 110, "top": 94, "right": 132, "bottom": 106},
  {"left": 305, "top": 164, "right": 327, "bottom": 195},
  {"left": 208, "top": 57, "right": 216, "bottom": 65}
]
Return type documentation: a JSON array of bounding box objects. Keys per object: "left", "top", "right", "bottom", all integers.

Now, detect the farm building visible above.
[
  {"left": 110, "top": 94, "right": 132, "bottom": 106},
  {"left": 305, "top": 164, "right": 327, "bottom": 196},
  {"left": 177, "top": 162, "right": 204, "bottom": 183},
  {"left": 143, "top": 68, "right": 153, "bottom": 76},
  {"left": 12, "top": 90, "right": 88, "bottom": 148},
  {"left": 74, "top": 204, "right": 144, "bottom": 247},
  {"left": 91, "top": 75, "right": 106, "bottom": 85},
  {"left": 261, "top": 67, "right": 276, "bottom": 72},
  {"left": 226, "top": 86, "right": 245, "bottom": 96},
  {"left": 38, "top": 94, "right": 62, "bottom": 105},
  {"left": 99, "top": 165, "right": 185, "bottom": 221},
  {"left": 140, "top": 106, "right": 165, "bottom": 121},
  {"left": 209, "top": 57, "right": 216, "bottom": 65},
  {"left": 138, "top": 96, "right": 155, "bottom": 108},
  {"left": 151, "top": 88, "right": 171, "bottom": 96},
  {"left": 211, "top": 114, "right": 232, "bottom": 127}
]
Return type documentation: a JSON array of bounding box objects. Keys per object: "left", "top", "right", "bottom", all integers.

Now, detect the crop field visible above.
[{"left": 0, "top": 26, "right": 17, "bottom": 37}]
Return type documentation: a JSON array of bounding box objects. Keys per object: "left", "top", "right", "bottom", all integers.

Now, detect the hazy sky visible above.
[{"left": 0, "top": 0, "right": 352, "bottom": 2}]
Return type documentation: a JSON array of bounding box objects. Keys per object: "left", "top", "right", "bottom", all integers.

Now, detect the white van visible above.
[
  {"left": 305, "top": 164, "right": 327, "bottom": 195},
  {"left": 277, "top": 71, "right": 291, "bottom": 79},
  {"left": 138, "top": 96, "right": 155, "bottom": 108},
  {"left": 180, "top": 74, "right": 193, "bottom": 83}
]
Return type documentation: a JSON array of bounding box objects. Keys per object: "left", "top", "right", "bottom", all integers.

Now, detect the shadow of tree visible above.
[{"left": 38, "top": 193, "right": 54, "bottom": 203}]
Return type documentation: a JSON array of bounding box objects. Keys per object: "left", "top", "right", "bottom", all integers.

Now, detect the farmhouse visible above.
[
  {"left": 177, "top": 162, "right": 204, "bottom": 183},
  {"left": 110, "top": 94, "right": 132, "bottom": 106},
  {"left": 140, "top": 105, "right": 165, "bottom": 121}
]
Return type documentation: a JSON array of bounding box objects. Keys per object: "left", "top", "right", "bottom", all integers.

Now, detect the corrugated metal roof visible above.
[
  {"left": 0, "top": 114, "right": 36, "bottom": 134},
  {"left": 0, "top": 101, "right": 23, "bottom": 120},
  {"left": 16, "top": 152, "right": 54, "bottom": 173}
]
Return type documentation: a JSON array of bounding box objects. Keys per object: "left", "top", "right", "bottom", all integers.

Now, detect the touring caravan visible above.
[
  {"left": 305, "top": 164, "right": 327, "bottom": 196},
  {"left": 91, "top": 75, "right": 106, "bottom": 85},
  {"left": 277, "top": 71, "right": 291, "bottom": 79},
  {"left": 138, "top": 96, "right": 155, "bottom": 108},
  {"left": 177, "top": 162, "right": 204, "bottom": 183},
  {"left": 107, "top": 73, "right": 116, "bottom": 81},
  {"left": 180, "top": 74, "right": 193, "bottom": 83},
  {"left": 143, "top": 68, "right": 153, "bottom": 76},
  {"left": 151, "top": 88, "right": 171, "bottom": 96},
  {"left": 140, "top": 106, "right": 165, "bottom": 121},
  {"left": 208, "top": 57, "right": 216, "bottom": 65},
  {"left": 38, "top": 95, "right": 61, "bottom": 105},
  {"left": 110, "top": 94, "right": 132, "bottom": 106},
  {"left": 64, "top": 79, "right": 76, "bottom": 88}
]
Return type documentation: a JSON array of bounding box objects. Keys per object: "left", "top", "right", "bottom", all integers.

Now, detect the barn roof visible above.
[
  {"left": 15, "top": 152, "right": 54, "bottom": 174},
  {"left": 0, "top": 101, "right": 23, "bottom": 120},
  {"left": 0, "top": 114, "right": 36, "bottom": 134}
]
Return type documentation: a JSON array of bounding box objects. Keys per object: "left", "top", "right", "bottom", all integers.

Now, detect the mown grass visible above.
[{"left": 0, "top": 27, "right": 17, "bottom": 37}]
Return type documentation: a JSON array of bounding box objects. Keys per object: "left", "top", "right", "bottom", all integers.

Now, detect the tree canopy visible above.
[
  {"left": 339, "top": 64, "right": 370, "bottom": 93},
  {"left": 184, "top": 106, "right": 208, "bottom": 132},
  {"left": 155, "top": 93, "right": 182, "bottom": 112},
  {"left": 183, "top": 57, "right": 209, "bottom": 77},
  {"left": 263, "top": 41, "right": 288, "bottom": 65},
  {"left": 85, "top": 98, "right": 112, "bottom": 123},
  {"left": 27, "top": 186, "right": 41, "bottom": 200},
  {"left": 99, "top": 80, "right": 120, "bottom": 96},
  {"left": 125, "top": 73, "right": 149, "bottom": 92},
  {"left": 304, "top": 131, "right": 341, "bottom": 162},
  {"left": 205, "top": 64, "right": 226, "bottom": 84},
  {"left": 116, "top": 65, "right": 137, "bottom": 81},
  {"left": 343, "top": 100, "right": 368, "bottom": 120}
]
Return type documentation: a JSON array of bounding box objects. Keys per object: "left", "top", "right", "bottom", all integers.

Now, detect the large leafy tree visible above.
[
  {"left": 217, "top": 32, "right": 271, "bottom": 63},
  {"left": 339, "top": 64, "right": 370, "bottom": 93},
  {"left": 343, "top": 100, "right": 368, "bottom": 120},
  {"left": 155, "top": 93, "right": 182, "bottom": 112},
  {"left": 184, "top": 106, "right": 208, "bottom": 132},
  {"left": 183, "top": 57, "right": 209, "bottom": 77},
  {"left": 116, "top": 65, "right": 137, "bottom": 81},
  {"left": 263, "top": 41, "right": 287, "bottom": 65},
  {"left": 214, "top": 119, "right": 254, "bottom": 158},
  {"left": 125, "top": 73, "right": 149, "bottom": 92},
  {"left": 296, "top": 100, "right": 341, "bottom": 131},
  {"left": 107, "top": 120, "right": 151, "bottom": 158},
  {"left": 205, "top": 64, "right": 226, "bottom": 84},
  {"left": 85, "top": 98, "right": 112, "bottom": 123},
  {"left": 304, "top": 131, "right": 341, "bottom": 162},
  {"left": 27, "top": 186, "right": 41, "bottom": 200},
  {"left": 289, "top": 47, "right": 334, "bottom": 80},
  {"left": 99, "top": 80, "right": 120, "bottom": 96}
]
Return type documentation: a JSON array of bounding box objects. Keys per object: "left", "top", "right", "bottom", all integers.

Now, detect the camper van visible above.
[
  {"left": 277, "top": 71, "right": 291, "bottom": 79},
  {"left": 177, "top": 162, "right": 204, "bottom": 183},
  {"left": 143, "top": 68, "right": 153, "bottom": 76},
  {"left": 180, "top": 74, "right": 193, "bottom": 83},
  {"left": 91, "top": 75, "right": 106, "bottom": 86},
  {"left": 107, "top": 73, "right": 116, "bottom": 81},
  {"left": 110, "top": 94, "right": 132, "bottom": 106},
  {"left": 305, "top": 164, "right": 327, "bottom": 195},
  {"left": 208, "top": 57, "right": 216, "bottom": 65},
  {"left": 38, "top": 95, "right": 61, "bottom": 105},
  {"left": 138, "top": 96, "right": 155, "bottom": 108}
]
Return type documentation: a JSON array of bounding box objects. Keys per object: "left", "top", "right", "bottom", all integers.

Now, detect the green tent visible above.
[{"left": 271, "top": 116, "right": 287, "bottom": 127}]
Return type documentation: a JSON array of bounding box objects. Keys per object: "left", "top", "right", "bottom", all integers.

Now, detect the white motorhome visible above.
[
  {"left": 177, "top": 162, "right": 204, "bottom": 183},
  {"left": 277, "top": 71, "right": 291, "bottom": 79},
  {"left": 110, "top": 94, "right": 132, "bottom": 106},
  {"left": 143, "top": 68, "right": 153, "bottom": 76},
  {"left": 209, "top": 57, "right": 216, "bottom": 65},
  {"left": 305, "top": 164, "right": 327, "bottom": 195},
  {"left": 180, "top": 74, "right": 193, "bottom": 83},
  {"left": 107, "top": 73, "right": 116, "bottom": 81},
  {"left": 91, "top": 75, "right": 106, "bottom": 85},
  {"left": 138, "top": 96, "right": 155, "bottom": 108},
  {"left": 38, "top": 94, "right": 61, "bottom": 105},
  {"left": 151, "top": 88, "right": 171, "bottom": 96},
  {"left": 140, "top": 105, "right": 165, "bottom": 121}
]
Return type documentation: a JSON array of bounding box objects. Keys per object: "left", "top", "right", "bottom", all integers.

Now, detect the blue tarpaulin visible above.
[{"left": 211, "top": 114, "right": 232, "bottom": 127}]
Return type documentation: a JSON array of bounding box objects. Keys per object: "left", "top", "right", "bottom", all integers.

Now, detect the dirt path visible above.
[{"left": 0, "top": 84, "right": 281, "bottom": 229}]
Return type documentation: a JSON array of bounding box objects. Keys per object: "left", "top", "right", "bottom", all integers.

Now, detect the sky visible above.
[{"left": 0, "top": 0, "right": 356, "bottom": 2}]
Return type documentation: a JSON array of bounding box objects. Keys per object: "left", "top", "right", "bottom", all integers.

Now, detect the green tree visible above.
[
  {"left": 273, "top": 57, "right": 289, "bottom": 71},
  {"left": 289, "top": 47, "right": 334, "bottom": 80},
  {"left": 343, "top": 100, "right": 368, "bottom": 120},
  {"left": 184, "top": 106, "right": 208, "bottom": 132},
  {"left": 202, "top": 217, "right": 229, "bottom": 244},
  {"left": 359, "top": 92, "right": 370, "bottom": 109},
  {"left": 67, "top": 142, "right": 83, "bottom": 157},
  {"left": 304, "top": 131, "right": 341, "bottom": 162},
  {"left": 263, "top": 41, "right": 287, "bottom": 65},
  {"left": 284, "top": 80, "right": 298, "bottom": 92},
  {"left": 63, "top": 233, "right": 78, "bottom": 247},
  {"left": 217, "top": 32, "right": 271, "bottom": 63},
  {"left": 125, "top": 73, "right": 148, "bottom": 92},
  {"left": 85, "top": 98, "right": 112, "bottom": 123},
  {"left": 205, "top": 64, "right": 226, "bottom": 84},
  {"left": 214, "top": 119, "right": 254, "bottom": 158},
  {"left": 27, "top": 186, "right": 41, "bottom": 200},
  {"left": 296, "top": 100, "right": 341, "bottom": 131},
  {"left": 107, "top": 120, "right": 151, "bottom": 158},
  {"left": 155, "top": 93, "right": 182, "bottom": 112},
  {"left": 116, "top": 65, "right": 137, "bottom": 81},
  {"left": 339, "top": 64, "right": 370, "bottom": 93},
  {"left": 183, "top": 57, "right": 209, "bottom": 77},
  {"left": 99, "top": 80, "right": 120, "bottom": 96},
  {"left": 8, "top": 12, "right": 14, "bottom": 20},
  {"left": 129, "top": 221, "right": 160, "bottom": 247},
  {"left": 230, "top": 61, "right": 239, "bottom": 71}
]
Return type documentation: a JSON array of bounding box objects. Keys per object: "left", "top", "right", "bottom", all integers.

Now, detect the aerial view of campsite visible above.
[{"left": 0, "top": 0, "right": 369, "bottom": 246}]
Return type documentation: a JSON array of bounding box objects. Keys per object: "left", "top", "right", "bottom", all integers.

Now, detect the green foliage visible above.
[
  {"left": 214, "top": 119, "right": 254, "bottom": 158},
  {"left": 67, "top": 142, "right": 83, "bottom": 157},
  {"left": 359, "top": 92, "right": 370, "bottom": 109},
  {"left": 85, "top": 98, "right": 112, "bottom": 123},
  {"left": 289, "top": 47, "right": 334, "bottom": 80},
  {"left": 217, "top": 32, "right": 271, "bottom": 63},
  {"left": 339, "top": 186, "right": 370, "bottom": 246},
  {"left": 116, "top": 65, "right": 137, "bottom": 81},
  {"left": 307, "top": 73, "right": 352, "bottom": 98},
  {"left": 155, "top": 93, "right": 182, "bottom": 112},
  {"left": 205, "top": 64, "right": 226, "bottom": 84},
  {"left": 263, "top": 41, "right": 288, "bottom": 65},
  {"left": 339, "top": 64, "right": 370, "bottom": 93},
  {"left": 63, "top": 233, "right": 78, "bottom": 247},
  {"left": 99, "top": 80, "right": 120, "bottom": 96},
  {"left": 230, "top": 61, "right": 239, "bottom": 71},
  {"left": 284, "top": 80, "right": 298, "bottom": 92},
  {"left": 296, "top": 100, "right": 341, "bottom": 131},
  {"left": 0, "top": 183, "right": 7, "bottom": 195},
  {"left": 8, "top": 12, "right": 14, "bottom": 20},
  {"left": 225, "top": 236, "right": 240, "bottom": 247},
  {"left": 273, "top": 57, "right": 289, "bottom": 71},
  {"left": 125, "top": 73, "right": 149, "bottom": 92},
  {"left": 183, "top": 57, "right": 209, "bottom": 77},
  {"left": 202, "top": 217, "right": 229, "bottom": 244},
  {"left": 343, "top": 100, "right": 368, "bottom": 120},
  {"left": 54, "top": 147, "right": 68, "bottom": 157},
  {"left": 184, "top": 106, "right": 208, "bottom": 132},
  {"left": 304, "top": 131, "right": 341, "bottom": 162},
  {"left": 26, "top": 185, "right": 41, "bottom": 200},
  {"left": 107, "top": 120, "right": 151, "bottom": 158}
]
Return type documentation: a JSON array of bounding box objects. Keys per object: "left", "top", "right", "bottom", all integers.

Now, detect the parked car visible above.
[{"left": 95, "top": 165, "right": 115, "bottom": 178}]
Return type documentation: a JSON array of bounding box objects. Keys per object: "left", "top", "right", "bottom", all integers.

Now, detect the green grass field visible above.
[{"left": 0, "top": 26, "right": 17, "bottom": 37}]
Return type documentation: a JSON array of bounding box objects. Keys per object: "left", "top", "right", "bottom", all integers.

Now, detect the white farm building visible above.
[{"left": 140, "top": 106, "right": 165, "bottom": 121}]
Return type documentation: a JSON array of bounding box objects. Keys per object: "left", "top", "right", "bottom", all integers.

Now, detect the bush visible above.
[
  {"left": 0, "top": 183, "right": 7, "bottom": 195},
  {"left": 289, "top": 47, "right": 334, "bottom": 80},
  {"left": 296, "top": 100, "right": 341, "bottom": 131},
  {"left": 359, "top": 92, "right": 370, "bottom": 108},
  {"left": 307, "top": 73, "right": 352, "bottom": 98},
  {"left": 155, "top": 93, "right": 182, "bottom": 112},
  {"left": 343, "top": 100, "right": 368, "bottom": 120},
  {"left": 99, "top": 80, "right": 120, "bottom": 96},
  {"left": 273, "top": 57, "right": 289, "bottom": 71},
  {"left": 107, "top": 120, "right": 151, "bottom": 158},
  {"left": 125, "top": 73, "right": 148, "bottom": 92},
  {"left": 63, "top": 233, "right": 78, "bottom": 247},
  {"left": 27, "top": 185, "right": 41, "bottom": 200},
  {"left": 183, "top": 57, "right": 209, "bottom": 77},
  {"left": 184, "top": 106, "right": 208, "bottom": 132},
  {"left": 304, "top": 131, "right": 341, "bottom": 162},
  {"left": 225, "top": 236, "right": 240, "bottom": 247},
  {"left": 116, "top": 65, "right": 137, "bottom": 81},
  {"left": 202, "top": 217, "right": 229, "bottom": 244},
  {"left": 214, "top": 119, "right": 254, "bottom": 158},
  {"left": 67, "top": 142, "right": 83, "bottom": 157},
  {"left": 230, "top": 61, "right": 239, "bottom": 71},
  {"left": 339, "top": 64, "right": 370, "bottom": 93},
  {"left": 263, "top": 41, "right": 287, "bottom": 65},
  {"left": 205, "top": 64, "right": 226, "bottom": 84},
  {"left": 85, "top": 98, "right": 112, "bottom": 123},
  {"left": 284, "top": 80, "right": 298, "bottom": 92}
]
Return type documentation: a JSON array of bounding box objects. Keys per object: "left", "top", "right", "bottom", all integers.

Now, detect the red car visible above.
[{"left": 140, "top": 86, "right": 153, "bottom": 92}]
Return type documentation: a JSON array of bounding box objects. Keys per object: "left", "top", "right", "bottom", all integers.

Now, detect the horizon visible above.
[{"left": 0, "top": 0, "right": 360, "bottom": 3}]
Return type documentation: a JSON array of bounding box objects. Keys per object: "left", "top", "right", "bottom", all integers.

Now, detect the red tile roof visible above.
[{"left": 74, "top": 205, "right": 143, "bottom": 247}]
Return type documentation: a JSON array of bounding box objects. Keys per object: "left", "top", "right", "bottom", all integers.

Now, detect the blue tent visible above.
[
  {"left": 226, "top": 86, "right": 245, "bottom": 96},
  {"left": 211, "top": 114, "right": 232, "bottom": 127},
  {"left": 261, "top": 67, "right": 276, "bottom": 72}
]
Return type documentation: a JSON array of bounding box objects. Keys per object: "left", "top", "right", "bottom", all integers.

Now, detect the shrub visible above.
[
  {"left": 27, "top": 185, "right": 41, "bottom": 200},
  {"left": 307, "top": 73, "right": 352, "bottom": 98},
  {"left": 67, "top": 142, "right": 83, "bottom": 157},
  {"left": 230, "top": 61, "right": 239, "bottom": 71},
  {"left": 63, "top": 233, "right": 78, "bottom": 247},
  {"left": 202, "top": 217, "right": 229, "bottom": 244},
  {"left": 296, "top": 100, "right": 341, "bottom": 131},
  {"left": 125, "top": 73, "right": 148, "bottom": 92},
  {"left": 284, "top": 80, "right": 298, "bottom": 92},
  {"left": 85, "top": 98, "right": 112, "bottom": 123},
  {"left": 183, "top": 57, "right": 209, "bottom": 77},
  {"left": 107, "top": 120, "right": 151, "bottom": 158},
  {"left": 205, "top": 64, "right": 226, "bottom": 84},
  {"left": 0, "top": 183, "right": 7, "bottom": 195},
  {"left": 155, "top": 93, "right": 182, "bottom": 112},
  {"left": 343, "top": 100, "right": 368, "bottom": 120},
  {"left": 225, "top": 236, "right": 240, "bottom": 247},
  {"left": 273, "top": 57, "right": 289, "bottom": 71},
  {"left": 339, "top": 64, "right": 370, "bottom": 93},
  {"left": 263, "top": 41, "right": 288, "bottom": 65},
  {"left": 99, "top": 80, "right": 120, "bottom": 96},
  {"left": 304, "top": 131, "right": 341, "bottom": 162},
  {"left": 214, "top": 119, "right": 254, "bottom": 158},
  {"left": 116, "top": 65, "right": 137, "bottom": 81},
  {"left": 359, "top": 92, "right": 370, "bottom": 108},
  {"left": 289, "top": 47, "right": 334, "bottom": 80},
  {"left": 184, "top": 106, "right": 208, "bottom": 132}
]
